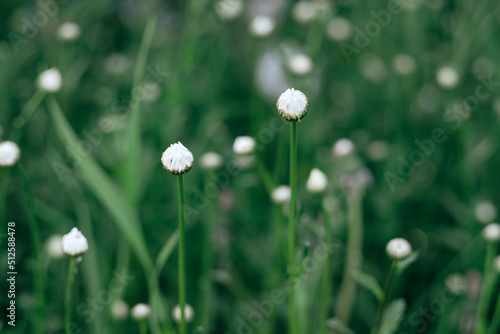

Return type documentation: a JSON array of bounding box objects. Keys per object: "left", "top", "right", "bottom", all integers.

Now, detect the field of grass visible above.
[{"left": 1, "top": 0, "right": 500, "bottom": 333}]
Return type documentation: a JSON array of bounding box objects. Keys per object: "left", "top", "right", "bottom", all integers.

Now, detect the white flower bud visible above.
[
  {"left": 57, "top": 22, "right": 81, "bottom": 41},
  {"left": 200, "top": 152, "right": 223, "bottom": 170},
  {"left": 233, "top": 136, "right": 256, "bottom": 155},
  {"left": 131, "top": 303, "right": 150, "bottom": 320},
  {"left": 172, "top": 304, "right": 195, "bottom": 323},
  {"left": 436, "top": 66, "right": 459, "bottom": 89},
  {"left": 306, "top": 168, "right": 328, "bottom": 194},
  {"left": 292, "top": 1, "right": 317, "bottom": 23},
  {"left": 474, "top": 201, "right": 497, "bottom": 224},
  {"left": 271, "top": 185, "right": 291, "bottom": 204},
  {"left": 482, "top": 223, "right": 500, "bottom": 242},
  {"left": 45, "top": 235, "right": 64, "bottom": 259},
  {"left": 37, "top": 68, "right": 62, "bottom": 93},
  {"left": 392, "top": 54, "right": 416, "bottom": 75},
  {"left": 276, "top": 88, "right": 309, "bottom": 122},
  {"left": 288, "top": 54, "right": 313, "bottom": 76},
  {"left": 161, "top": 142, "right": 194, "bottom": 175},
  {"left": 386, "top": 238, "right": 412, "bottom": 260},
  {"left": 332, "top": 138, "right": 355, "bottom": 157},
  {"left": 62, "top": 227, "right": 88, "bottom": 257},
  {"left": 111, "top": 300, "right": 129, "bottom": 321},
  {"left": 326, "top": 17, "right": 353, "bottom": 42},
  {"left": 215, "top": 0, "right": 243, "bottom": 20},
  {"left": 249, "top": 15, "right": 275, "bottom": 37},
  {"left": 0, "top": 141, "right": 21, "bottom": 167}
]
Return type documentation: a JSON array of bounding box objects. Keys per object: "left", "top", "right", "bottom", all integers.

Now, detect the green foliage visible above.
[
  {"left": 352, "top": 270, "right": 384, "bottom": 302},
  {"left": 378, "top": 299, "right": 406, "bottom": 334}
]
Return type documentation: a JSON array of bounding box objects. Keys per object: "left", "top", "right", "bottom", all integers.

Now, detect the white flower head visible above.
[
  {"left": 307, "top": 168, "right": 328, "bottom": 194},
  {"left": 332, "top": 138, "right": 355, "bottom": 157},
  {"left": 131, "top": 303, "right": 150, "bottom": 320},
  {"left": 386, "top": 238, "right": 412, "bottom": 260},
  {"left": 200, "top": 152, "right": 223, "bottom": 170},
  {"left": 57, "top": 22, "right": 81, "bottom": 41},
  {"left": 172, "top": 304, "right": 195, "bottom": 323},
  {"left": 233, "top": 136, "right": 256, "bottom": 155},
  {"left": 276, "top": 88, "right": 309, "bottom": 122},
  {"left": 111, "top": 300, "right": 129, "bottom": 321},
  {"left": 393, "top": 54, "right": 416, "bottom": 75},
  {"left": 436, "top": 66, "right": 459, "bottom": 89},
  {"left": 62, "top": 227, "right": 88, "bottom": 257},
  {"left": 482, "top": 223, "right": 500, "bottom": 242},
  {"left": 445, "top": 273, "right": 467, "bottom": 295},
  {"left": 37, "top": 68, "right": 62, "bottom": 93},
  {"left": 215, "top": 0, "right": 243, "bottom": 20},
  {"left": 271, "top": 185, "right": 291, "bottom": 204},
  {"left": 288, "top": 54, "right": 313, "bottom": 76},
  {"left": 45, "top": 235, "right": 64, "bottom": 259},
  {"left": 326, "top": 17, "right": 353, "bottom": 42},
  {"left": 0, "top": 141, "right": 21, "bottom": 167},
  {"left": 474, "top": 201, "right": 497, "bottom": 224},
  {"left": 292, "top": 1, "right": 317, "bottom": 23},
  {"left": 249, "top": 15, "right": 275, "bottom": 37},
  {"left": 161, "top": 142, "right": 194, "bottom": 175}
]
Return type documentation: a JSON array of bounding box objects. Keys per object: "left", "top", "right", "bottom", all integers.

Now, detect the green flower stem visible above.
[
  {"left": 487, "top": 282, "right": 500, "bottom": 334},
  {"left": 17, "top": 163, "right": 44, "bottom": 334},
  {"left": 319, "top": 194, "right": 332, "bottom": 333},
  {"left": 12, "top": 89, "right": 47, "bottom": 142},
  {"left": 476, "top": 242, "right": 497, "bottom": 333},
  {"left": 65, "top": 257, "right": 77, "bottom": 334},
  {"left": 140, "top": 320, "right": 148, "bottom": 334},
  {"left": 178, "top": 174, "right": 187, "bottom": 334},
  {"left": 288, "top": 122, "right": 297, "bottom": 334},
  {"left": 373, "top": 260, "right": 398, "bottom": 334},
  {"left": 253, "top": 152, "right": 274, "bottom": 195}
]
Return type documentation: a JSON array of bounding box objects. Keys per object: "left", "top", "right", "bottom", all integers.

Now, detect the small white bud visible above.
[
  {"left": 37, "top": 68, "right": 62, "bottom": 93},
  {"left": 386, "top": 238, "right": 412, "bottom": 260},
  {"left": 172, "top": 304, "right": 195, "bottom": 323},
  {"left": 276, "top": 88, "right": 309, "bottom": 122},
  {"left": 482, "top": 223, "right": 500, "bottom": 242},
  {"left": 161, "top": 142, "right": 194, "bottom": 175},
  {"left": 233, "top": 136, "right": 256, "bottom": 155},
  {"left": 57, "top": 22, "right": 81, "bottom": 41},
  {"left": 249, "top": 15, "right": 275, "bottom": 37},
  {"left": 45, "top": 235, "right": 64, "bottom": 259},
  {"left": 62, "top": 227, "right": 88, "bottom": 257},
  {"left": 131, "top": 303, "right": 151, "bottom": 320},
  {"left": 306, "top": 168, "right": 328, "bottom": 194},
  {"left": 332, "top": 138, "right": 355, "bottom": 157},
  {"left": 288, "top": 54, "right": 313, "bottom": 76},
  {"left": 392, "top": 54, "right": 416, "bottom": 75},
  {"left": 271, "top": 185, "right": 291, "bottom": 204},
  {"left": 436, "top": 66, "right": 459, "bottom": 89},
  {"left": 0, "top": 141, "right": 21, "bottom": 167},
  {"left": 111, "top": 300, "right": 129, "bottom": 321},
  {"left": 200, "top": 152, "right": 223, "bottom": 170},
  {"left": 474, "top": 201, "right": 497, "bottom": 224},
  {"left": 326, "top": 17, "right": 353, "bottom": 42}
]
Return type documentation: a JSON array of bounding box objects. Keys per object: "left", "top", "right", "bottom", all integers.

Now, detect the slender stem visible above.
[
  {"left": 476, "top": 242, "right": 497, "bottom": 333},
  {"left": 17, "top": 164, "right": 44, "bottom": 334},
  {"left": 288, "top": 122, "right": 297, "bottom": 334},
  {"left": 178, "top": 174, "right": 187, "bottom": 334},
  {"left": 12, "top": 89, "right": 47, "bottom": 142},
  {"left": 253, "top": 152, "right": 274, "bottom": 195},
  {"left": 488, "top": 282, "right": 500, "bottom": 334},
  {"left": 140, "top": 320, "right": 148, "bottom": 334},
  {"left": 319, "top": 194, "right": 332, "bottom": 333},
  {"left": 65, "top": 257, "right": 77, "bottom": 334},
  {"left": 373, "top": 261, "right": 398, "bottom": 334}
]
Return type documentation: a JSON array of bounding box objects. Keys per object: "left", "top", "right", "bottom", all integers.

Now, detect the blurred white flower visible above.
[
  {"left": 339, "top": 167, "right": 373, "bottom": 197},
  {"left": 104, "top": 54, "right": 131, "bottom": 75},
  {"left": 482, "top": 223, "right": 500, "bottom": 242},
  {"left": 474, "top": 201, "right": 497, "bottom": 224},
  {"left": 445, "top": 273, "right": 468, "bottom": 295},
  {"left": 360, "top": 55, "right": 387, "bottom": 83},
  {"left": 200, "top": 152, "right": 223, "bottom": 170},
  {"left": 161, "top": 142, "right": 194, "bottom": 175},
  {"left": 332, "top": 138, "right": 355, "bottom": 157},
  {"left": 0, "top": 141, "right": 21, "bottom": 167},
  {"left": 37, "top": 68, "right": 62, "bottom": 93},
  {"left": 436, "top": 66, "right": 460, "bottom": 89},
  {"left": 271, "top": 185, "right": 291, "bottom": 204},
  {"left": 62, "top": 227, "right": 88, "bottom": 257},
  {"left": 307, "top": 168, "right": 328, "bottom": 194},
  {"left": 276, "top": 88, "right": 308, "bottom": 122},
  {"left": 233, "top": 136, "right": 256, "bottom": 155},
  {"left": 56, "top": 22, "right": 81, "bottom": 41},
  {"left": 393, "top": 54, "right": 416, "bottom": 75},
  {"left": 45, "top": 235, "right": 64, "bottom": 259},
  {"left": 172, "top": 304, "right": 195, "bottom": 323},
  {"left": 256, "top": 50, "right": 289, "bottom": 101},
  {"left": 366, "top": 140, "right": 390, "bottom": 161},
  {"left": 131, "top": 303, "right": 150, "bottom": 320},
  {"left": 326, "top": 17, "right": 353, "bottom": 41},
  {"left": 111, "top": 300, "right": 129, "bottom": 321},
  {"left": 386, "top": 238, "right": 412, "bottom": 260},
  {"left": 288, "top": 54, "right": 313, "bottom": 76},
  {"left": 249, "top": 15, "right": 275, "bottom": 37},
  {"left": 215, "top": 0, "right": 243, "bottom": 20},
  {"left": 292, "top": 1, "right": 317, "bottom": 23}
]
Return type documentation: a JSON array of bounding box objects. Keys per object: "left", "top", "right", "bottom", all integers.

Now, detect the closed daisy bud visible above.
[
  {"left": 436, "top": 66, "right": 459, "bottom": 89},
  {"left": 37, "top": 68, "right": 62, "bottom": 93},
  {"left": 161, "top": 142, "right": 194, "bottom": 175},
  {"left": 62, "top": 227, "right": 88, "bottom": 257},
  {"left": 111, "top": 300, "right": 129, "bottom": 321},
  {"left": 131, "top": 303, "right": 151, "bottom": 320},
  {"left": 249, "top": 15, "right": 275, "bottom": 37},
  {"left": 45, "top": 235, "right": 64, "bottom": 259},
  {"left": 233, "top": 136, "right": 256, "bottom": 155},
  {"left": 57, "top": 22, "right": 81, "bottom": 41},
  {"left": 172, "top": 304, "right": 195, "bottom": 323},
  {"left": 386, "top": 238, "right": 412, "bottom": 260},
  {"left": 307, "top": 168, "right": 328, "bottom": 194},
  {"left": 332, "top": 138, "right": 355, "bottom": 157},
  {"left": 0, "top": 141, "right": 21, "bottom": 167},
  {"left": 482, "top": 223, "right": 500, "bottom": 242},
  {"left": 288, "top": 54, "right": 313, "bottom": 76},
  {"left": 271, "top": 185, "right": 291, "bottom": 204},
  {"left": 200, "top": 152, "right": 223, "bottom": 170},
  {"left": 276, "top": 88, "right": 309, "bottom": 122}
]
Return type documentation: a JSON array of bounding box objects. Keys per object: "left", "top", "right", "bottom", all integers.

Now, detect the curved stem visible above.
[
  {"left": 288, "top": 122, "right": 297, "bottom": 334},
  {"left": 178, "top": 175, "right": 187, "bottom": 334},
  {"left": 374, "top": 261, "right": 398, "bottom": 334},
  {"left": 65, "top": 257, "right": 77, "bottom": 334}
]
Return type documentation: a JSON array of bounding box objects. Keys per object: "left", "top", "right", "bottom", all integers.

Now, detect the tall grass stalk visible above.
[
  {"left": 488, "top": 288, "right": 500, "bottom": 334},
  {"left": 288, "top": 122, "right": 297, "bottom": 334},
  {"left": 178, "top": 174, "right": 187, "bottom": 334},
  {"left": 373, "top": 261, "right": 397, "bottom": 334},
  {"left": 65, "top": 257, "right": 77, "bottom": 334},
  {"left": 476, "top": 242, "right": 497, "bottom": 333}
]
